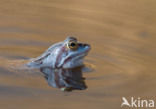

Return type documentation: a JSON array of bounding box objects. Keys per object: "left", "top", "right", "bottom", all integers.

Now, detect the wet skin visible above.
[
  {"left": 27, "top": 37, "right": 90, "bottom": 69},
  {"left": 27, "top": 37, "right": 91, "bottom": 91}
]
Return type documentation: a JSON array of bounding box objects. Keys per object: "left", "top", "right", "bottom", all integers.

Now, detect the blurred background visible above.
[{"left": 0, "top": 0, "right": 156, "bottom": 109}]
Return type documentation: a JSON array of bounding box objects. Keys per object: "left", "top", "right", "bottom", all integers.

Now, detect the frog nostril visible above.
[
  {"left": 79, "top": 43, "right": 89, "bottom": 47},
  {"left": 83, "top": 44, "right": 89, "bottom": 46}
]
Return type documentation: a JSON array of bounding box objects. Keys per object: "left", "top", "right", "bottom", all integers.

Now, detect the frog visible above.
[
  {"left": 27, "top": 36, "right": 91, "bottom": 91},
  {"left": 27, "top": 37, "right": 90, "bottom": 69}
]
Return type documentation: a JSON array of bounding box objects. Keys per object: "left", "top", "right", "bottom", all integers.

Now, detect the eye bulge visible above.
[{"left": 67, "top": 41, "right": 79, "bottom": 50}]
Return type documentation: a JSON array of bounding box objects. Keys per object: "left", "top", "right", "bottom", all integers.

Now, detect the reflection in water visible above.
[
  {"left": 25, "top": 36, "right": 90, "bottom": 91},
  {"left": 40, "top": 66, "right": 87, "bottom": 91},
  {"left": 0, "top": 0, "right": 156, "bottom": 109}
]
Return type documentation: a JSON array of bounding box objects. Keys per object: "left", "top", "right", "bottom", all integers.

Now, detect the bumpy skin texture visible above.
[{"left": 27, "top": 37, "right": 91, "bottom": 91}]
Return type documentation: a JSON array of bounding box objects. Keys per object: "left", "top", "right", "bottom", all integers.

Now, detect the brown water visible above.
[{"left": 0, "top": 0, "right": 156, "bottom": 109}]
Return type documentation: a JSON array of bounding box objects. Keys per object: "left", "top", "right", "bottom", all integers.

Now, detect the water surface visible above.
[{"left": 0, "top": 0, "right": 156, "bottom": 109}]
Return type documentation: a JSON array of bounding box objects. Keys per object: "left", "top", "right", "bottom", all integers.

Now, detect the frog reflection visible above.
[
  {"left": 40, "top": 66, "right": 87, "bottom": 91},
  {"left": 27, "top": 37, "right": 91, "bottom": 91}
]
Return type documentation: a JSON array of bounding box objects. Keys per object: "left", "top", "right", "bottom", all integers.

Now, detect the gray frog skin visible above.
[
  {"left": 27, "top": 37, "right": 90, "bottom": 69},
  {"left": 27, "top": 37, "right": 91, "bottom": 91}
]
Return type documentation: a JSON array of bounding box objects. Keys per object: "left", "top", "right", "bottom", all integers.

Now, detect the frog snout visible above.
[{"left": 79, "top": 43, "right": 90, "bottom": 47}]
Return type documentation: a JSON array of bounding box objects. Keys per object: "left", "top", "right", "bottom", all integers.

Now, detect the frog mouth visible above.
[
  {"left": 61, "top": 49, "right": 90, "bottom": 68},
  {"left": 57, "top": 44, "right": 90, "bottom": 68}
]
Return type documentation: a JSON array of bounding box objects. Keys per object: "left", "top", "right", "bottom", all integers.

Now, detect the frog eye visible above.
[{"left": 67, "top": 41, "right": 78, "bottom": 50}]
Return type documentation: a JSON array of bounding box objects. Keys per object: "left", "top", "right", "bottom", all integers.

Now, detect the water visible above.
[{"left": 0, "top": 0, "right": 156, "bottom": 109}]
